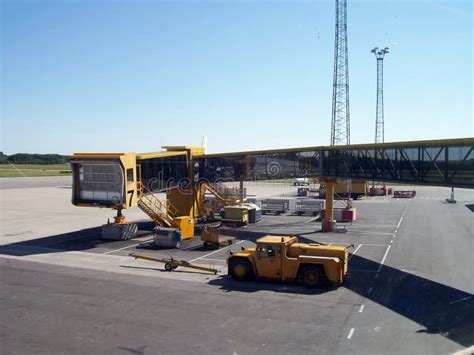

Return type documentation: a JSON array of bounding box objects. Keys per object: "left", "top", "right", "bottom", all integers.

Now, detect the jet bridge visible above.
[{"left": 194, "top": 138, "right": 474, "bottom": 189}]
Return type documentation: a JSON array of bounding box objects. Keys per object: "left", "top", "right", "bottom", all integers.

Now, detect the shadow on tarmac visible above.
[
  {"left": 0, "top": 221, "right": 156, "bottom": 256},
  {"left": 1, "top": 228, "right": 472, "bottom": 347},
  {"left": 209, "top": 252, "right": 474, "bottom": 348}
]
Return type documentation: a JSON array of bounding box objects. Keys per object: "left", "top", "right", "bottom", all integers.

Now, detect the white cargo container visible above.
[
  {"left": 260, "top": 198, "right": 289, "bottom": 215},
  {"left": 295, "top": 199, "right": 325, "bottom": 216}
]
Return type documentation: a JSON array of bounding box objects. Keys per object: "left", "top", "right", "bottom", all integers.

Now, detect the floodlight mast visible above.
[
  {"left": 372, "top": 47, "right": 389, "bottom": 144},
  {"left": 330, "top": 0, "right": 351, "bottom": 146}
]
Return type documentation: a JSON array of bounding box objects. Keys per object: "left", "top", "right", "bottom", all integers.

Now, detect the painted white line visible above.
[
  {"left": 350, "top": 224, "right": 397, "bottom": 228},
  {"left": 374, "top": 273, "right": 379, "bottom": 279},
  {"left": 347, "top": 328, "right": 355, "bottom": 339},
  {"left": 326, "top": 242, "right": 389, "bottom": 247},
  {"left": 396, "top": 216, "right": 403, "bottom": 229},
  {"left": 359, "top": 305, "right": 365, "bottom": 313},
  {"left": 390, "top": 240, "right": 393, "bottom": 244},
  {"left": 200, "top": 258, "right": 228, "bottom": 262},
  {"left": 104, "top": 242, "right": 142, "bottom": 255},
  {"left": 326, "top": 242, "right": 352, "bottom": 246},
  {"left": 377, "top": 245, "right": 392, "bottom": 273},
  {"left": 368, "top": 287, "right": 373, "bottom": 294},
  {"left": 349, "top": 244, "right": 362, "bottom": 260},
  {"left": 349, "top": 231, "right": 394, "bottom": 236},
  {"left": 190, "top": 240, "right": 245, "bottom": 263},
  {"left": 449, "top": 296, "right": 472, "bottom": 305}
]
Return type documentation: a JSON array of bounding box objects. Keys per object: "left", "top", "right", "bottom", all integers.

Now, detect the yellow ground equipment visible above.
[
  {"left": 227, "top": 235, "right": 349, "bottom": 288},
  {"left": 200, "top": 225, "right": 235, "bottom": 249},
  {"left": 129, "top": 253, "right": 218, "bottom": 274},
  {"left": 319, "top": 180, "right": 367, "bottom": 200},
  {"left": 221, "top": 206, "right": 249, "bottom": 227}
]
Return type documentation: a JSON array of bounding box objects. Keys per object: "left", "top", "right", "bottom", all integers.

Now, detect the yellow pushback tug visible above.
[{"left": 228, "top": 235, "right": 349, "bottom": 288}]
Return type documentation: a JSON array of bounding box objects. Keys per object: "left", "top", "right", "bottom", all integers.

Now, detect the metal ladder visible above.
[
  {"left": 204, "top": 183, "right": 239, "bottom": 211},
  {"left": 137, "top": 182, "right": 178, "bottom": 227}
]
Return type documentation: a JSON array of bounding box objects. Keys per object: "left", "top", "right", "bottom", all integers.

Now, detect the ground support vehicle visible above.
[
  {"left": 200, "top": 226, "right": 235, "bottom": 249},
  {"left": 297, "top": 187, "right": 310, "bottom": 196},
  {"left": 129, "top": 253, "right": 218, "bottom": 274},
  {"left": 394, "top": 190, "right": 416, "bottom": 198},
  {"left": 260, "top": 199, "right": 289, "bottom": 215},
  {"left": 319, "top": 180, "right": 367, "bottom": 200},
  {"left": 220, "top": 206, "right": 249, "bottom": 227},
  {"left": 295, "top": 199, "right": 325, "bottom": 216},
  {"left": 227, "top": 236, "right": 349, "bottom": 288}
]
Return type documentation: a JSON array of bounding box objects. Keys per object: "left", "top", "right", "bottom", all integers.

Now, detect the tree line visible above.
[{"left": 0, "top": 152, "right": 69, "bottom": 165}]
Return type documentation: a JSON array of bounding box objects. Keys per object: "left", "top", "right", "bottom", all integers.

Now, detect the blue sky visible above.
[{"left": 1, "top": 0, "right": 472, "bottom": 154}]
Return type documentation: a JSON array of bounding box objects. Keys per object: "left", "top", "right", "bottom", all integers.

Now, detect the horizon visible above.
[{"left": 1, "top": 0, "right": 473, "bottom": 155}]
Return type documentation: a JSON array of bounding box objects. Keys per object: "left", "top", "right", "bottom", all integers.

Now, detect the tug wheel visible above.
[
  {"left": 229, "top": 258, "right": 254, "bottom": 281},
  {"left": 299, "top": 265, "right": 327, "bottom": 288}
]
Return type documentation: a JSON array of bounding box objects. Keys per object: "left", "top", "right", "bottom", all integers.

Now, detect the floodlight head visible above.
[{"left": 371, "top": 47, "right": 378, "bottom": 53}]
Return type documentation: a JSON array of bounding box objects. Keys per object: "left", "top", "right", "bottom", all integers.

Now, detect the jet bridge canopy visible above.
[{"left": 194, "top": 138, "right": 474, "bottom": 188}]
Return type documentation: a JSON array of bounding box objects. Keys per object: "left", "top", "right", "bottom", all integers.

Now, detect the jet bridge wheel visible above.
[{"left": 299, "top": 265, "right": 327, "bottom": 288}]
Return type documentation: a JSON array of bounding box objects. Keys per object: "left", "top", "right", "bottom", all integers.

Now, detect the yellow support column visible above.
[{"left": 322, "top": 179, "right": 336, "bottom": 232}]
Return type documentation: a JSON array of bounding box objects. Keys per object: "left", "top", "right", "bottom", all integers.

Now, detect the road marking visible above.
[
  {"left": 349, "top": 244, "right": 362, "bottom": 260},
  {"left": 396, "top": 216, "right": 403, "bottom": 229},
  {"left": 374, "top": 273, "right": 379, "bottom": 279},
  {"left": 347, "top": 328, "right": 355, "bottom": 339},
  {"left": 359, "top": 305, "right": 365, "bottom": 313},
  {"left": 376, "top": 245, "right": 392, "bottom": 273},
  {"left": 390, "top": 240, "right": 393, "bottom": 244},
  {"left": 350, "top": 224, "right": 397, "bottom": 228},
  {"left": 190, "top": 240, "right": 246, "bottom": 263},
  {"left": 104, "top": 242, "right": 142, "bottom": 255},
  {"left": 325, "top": 242, "right": 389, "bottom": 247},
  {"left": 200, "top": 258, "right": 228, "bottom": 262},
  {"left": 349, "top": 231, "right": 394, "bottom": 236},
  {"left": 368, "top": 287, "right": 373, "bottom": 294},
  {"left": 449, "top": 296, "right": 472, "bottom": 305}
]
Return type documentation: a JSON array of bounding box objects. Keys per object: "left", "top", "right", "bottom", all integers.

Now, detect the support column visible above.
[
  {"left": 239, "top": 178, "right": 244, "bottom": 205},
  {"left": 322, "top": 179, "right": 336, "bottom": 232}
]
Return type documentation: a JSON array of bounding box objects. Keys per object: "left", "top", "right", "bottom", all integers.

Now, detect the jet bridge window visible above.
[
  {"left": 77, "top": 163, "right": 123, "bottom": 203},
  {"left": 127, "top": 168, "right": 134, "bottom": 182}
]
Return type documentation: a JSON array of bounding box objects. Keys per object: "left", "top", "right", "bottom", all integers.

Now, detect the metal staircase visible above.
[
  {"left": 137, "top": 183, "right": 178, "bottom": 227},
  {"left": 204, "top": 182, "right": 243, "bottom": 209}
]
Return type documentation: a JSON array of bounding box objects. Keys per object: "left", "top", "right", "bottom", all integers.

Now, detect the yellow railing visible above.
[{"left": 137, "top": 184, "right": 179, "bottom": 227}]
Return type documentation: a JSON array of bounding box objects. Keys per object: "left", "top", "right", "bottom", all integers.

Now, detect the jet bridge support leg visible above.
[{"left": 322, "top": 179, "right": 336, "bottom": 232}]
